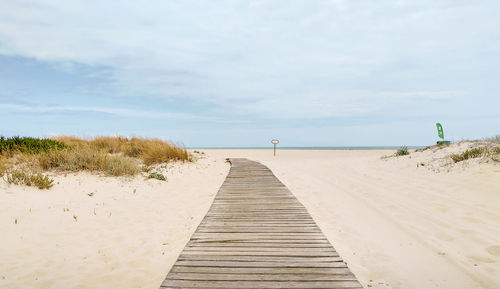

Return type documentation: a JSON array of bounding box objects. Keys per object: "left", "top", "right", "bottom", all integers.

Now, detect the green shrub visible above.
[
  {"left": 0, "top": 136, "right": 67, "bottom": 154},
  {"left": 395, "top": 146, "right": 409, "bottom": 156},
  {"left": 6, "top": 170, "right": 54, "bottom": 189},
  {"left": 450, "top": 147, "right": 486, "bottom": 163},
  {"left": 148, "top": 172, "right": 166, "bottom": 181}
]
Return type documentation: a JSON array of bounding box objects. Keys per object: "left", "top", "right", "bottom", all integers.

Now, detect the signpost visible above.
[{"left": 271, "top": 139, "right": 279, "bottom": 156}]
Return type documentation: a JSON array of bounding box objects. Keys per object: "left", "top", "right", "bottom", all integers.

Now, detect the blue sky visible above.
[{"left": 0, "top": 0, "right": 499, "bottom": 147}]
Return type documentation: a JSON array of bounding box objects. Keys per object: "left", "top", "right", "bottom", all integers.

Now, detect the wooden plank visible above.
[
  {"left": 177, "top": 256, "right": 342, "bottom": 262},
  {"left": 183, "top": 246, "right": 336, "bottom": 251},
  {"left": 170, "top": 266, "right": 351, "bottom": 274},
  {"left": 159, "top": 158, "right": 362, "bottom": 289},
  {"left": 161, "top": 280, "right": 362, "bottom": 288},
  {"left": 173, "top": 260, "right": 347, "bottom": 268},
  {"left": 164, "top": 272, "right": 357, "bottom": 281}
]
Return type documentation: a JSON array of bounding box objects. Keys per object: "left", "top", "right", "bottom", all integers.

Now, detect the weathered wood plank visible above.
[
  {"left": 169, "top": 266, "right": 351, "bottom": 274},
  {"left": 164, "top": 272, "right": 357, "bottom": 281},
  {"left": 159, "top": 158, "right": 361, "bottom": 289},
  {"left": 161, "top": 280, "right": 362, "bottom": 288}
]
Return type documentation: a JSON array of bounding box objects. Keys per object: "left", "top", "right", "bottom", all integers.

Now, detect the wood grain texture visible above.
[{"left": 160, "top": 158, "right": 362, "bottom": 289}]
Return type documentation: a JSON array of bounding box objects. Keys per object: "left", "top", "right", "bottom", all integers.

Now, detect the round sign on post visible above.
[{"left": 271, "top": 139, "right": 279, "bottom": 156}]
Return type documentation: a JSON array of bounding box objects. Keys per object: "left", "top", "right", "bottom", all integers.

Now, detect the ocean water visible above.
[{"left": 189, "top": 146, "right": 425, "bottom": 150}]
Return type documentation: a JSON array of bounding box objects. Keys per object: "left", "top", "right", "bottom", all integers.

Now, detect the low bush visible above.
[
  {"left": 0, "top": 136, "right": 67, "bottom": 154},
  {"left": 5, "top": 170, "right": 54, "bottom": 189},
  {"left": 148, "top": 172, "right": 166, "bottom": 181}
]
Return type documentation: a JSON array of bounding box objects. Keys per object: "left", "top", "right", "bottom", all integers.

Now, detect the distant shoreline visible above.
[{"left": 189, "top": 146, "right": 426, "bottom": 150}]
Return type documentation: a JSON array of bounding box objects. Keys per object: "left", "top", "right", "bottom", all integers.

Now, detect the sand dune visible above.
[
  {"left": 0, "top": 157, "right": 228, "bottom": 289},
  {"left": 1, "top": 148, "right": 499, "bottom": 289}
]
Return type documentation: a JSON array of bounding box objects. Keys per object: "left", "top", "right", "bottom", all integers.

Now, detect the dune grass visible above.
[
  {"left": 55, "top": 136, "right": 190, "bottom": 165},
  {"left": 0, "top": 136, "right": 190, "bottom": 188},
  {"left": 395, "top": 146, "right": 409, "bottom": 156},
  {"left": 450, "top": 145, "right": 500, "bottom": 163},
  {"left": 0, "top": 155, "right": 9, "bottom": 177},
  {"left": 36, "top": 146, "right": 140, "bottom": 176},
  {"left": 450, "top": 147, "right": 486, "bottom": 163},
  {"left": 5, "top": 169, "right": 54, "bottom": 189}
]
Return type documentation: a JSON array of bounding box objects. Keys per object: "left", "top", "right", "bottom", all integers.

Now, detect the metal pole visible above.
[{"left": 274, "top": 144, "right": 276, "bottom": 156}]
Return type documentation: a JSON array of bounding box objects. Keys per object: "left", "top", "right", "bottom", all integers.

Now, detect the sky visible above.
[{"left": 0, "top": 0, "right": 499, "bottom": 147}]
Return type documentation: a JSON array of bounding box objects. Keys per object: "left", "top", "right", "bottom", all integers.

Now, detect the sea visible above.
[{"left": 189, "top": 146, "right": 425, "bottom": 150}]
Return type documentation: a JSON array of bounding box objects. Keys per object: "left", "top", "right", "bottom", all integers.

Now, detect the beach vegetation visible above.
[
  {"left": 0, "top": 136, "right": 67, "bottom": 154},
  {"left": 0, "top": 135, "right": 190, "bottom": 189},
  {"left": 56, "top": 136, "right": 190, "bottom": 165},
  {"left": 37, "top": 147, "right": 140, "bottom": 176},
  {"left": 5, "top": 169, "right": 54, "bottom": 189},
  {"left": 148, "top": 172, "right": 166, "bottom": 181},
  {"left": 395, "top": 146, "right": 409, "bottom": 156},
  {"left": 450, "top": 147, "right": 486, "bottom": 163},
  {"left": 0, "top": 155, "right": 8, "bottom": 177}
]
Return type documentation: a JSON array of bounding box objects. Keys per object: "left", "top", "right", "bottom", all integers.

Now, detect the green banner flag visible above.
[{"left": 436, "top": 123, "right": 444, "bottom": 139}]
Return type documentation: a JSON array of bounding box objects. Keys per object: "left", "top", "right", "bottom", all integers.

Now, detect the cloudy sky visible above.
[{"left": 1, "top": 0, "right": 498, "bottom": 147}]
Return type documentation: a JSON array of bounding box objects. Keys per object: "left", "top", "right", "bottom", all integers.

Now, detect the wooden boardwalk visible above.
[{"left": 160, "top": 158, "right": 362, "bottom": 289}]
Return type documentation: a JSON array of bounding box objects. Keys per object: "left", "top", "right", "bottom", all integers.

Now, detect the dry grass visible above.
[
  {"left": 0, "top": 155, "right": 8, "bottom": 177},
  {"left": 36, "top": 146, "right": 140, "bottom": 176},
  {"left": 55, "top": 136, "right": 190, "bottom": 165},
  {"left": 0, "top": 136, "right": 190, "bottom": 189}
]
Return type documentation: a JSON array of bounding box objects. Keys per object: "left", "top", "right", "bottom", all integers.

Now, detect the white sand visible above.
[
  {"left": 0, "top": 157, "right": 228, "bottom": 289},
  {"left": 1, "top": 148, "right": 499, "bottom": 289},
  {"left": 205, "top": 149, "right": 500, "bottom": 289}
]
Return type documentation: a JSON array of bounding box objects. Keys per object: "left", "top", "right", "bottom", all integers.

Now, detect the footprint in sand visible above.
[{"left": 486, "top": 245, "right": 500, "bottom": 258}]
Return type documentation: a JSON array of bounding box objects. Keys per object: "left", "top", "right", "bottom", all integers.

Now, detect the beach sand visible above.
[
  {"left": 1, "top": 148, "right": 499, "bottom": 289},
  {"left": 0, "top": 157, "right": 229, "bottom": 289}
]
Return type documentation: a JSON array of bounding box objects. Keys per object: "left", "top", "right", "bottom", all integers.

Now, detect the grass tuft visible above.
[
  {"left": 105, "top": 155, "right": 140, "bottom": 176},
  {"left": 450, "top": 147, "right": 486, "bottom": 163},
  {"left": 148, "top": 172, "right": 166, "bottom": 181},
  {"left": 5, "top": 170, "right": 54, "bottom": 189},
  {"left": 395, "top": 146, "right": 409, "bottom": 156}
]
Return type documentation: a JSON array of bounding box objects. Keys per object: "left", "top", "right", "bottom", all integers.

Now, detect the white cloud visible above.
[
  {"left": 0, "top": 103, "right": 206, "bottom": 120},
  {"left": 0, "top": 0, "right": 498, "bottom": 122}
]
